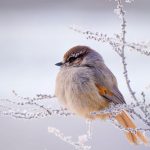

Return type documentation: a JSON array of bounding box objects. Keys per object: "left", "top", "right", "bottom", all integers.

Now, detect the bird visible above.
[{"left": 55, "top": 45, "right": 148, "bottom": 144}]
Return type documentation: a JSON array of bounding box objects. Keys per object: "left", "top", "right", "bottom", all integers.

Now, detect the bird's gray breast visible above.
[{"left": 55, "top": 66, "right": 103, "bottom": 116}]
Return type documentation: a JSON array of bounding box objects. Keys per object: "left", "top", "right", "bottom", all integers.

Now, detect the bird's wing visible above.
[
  {"left": 95, "top": 83, "right": 125, "bottom": 104},
  {"left": 92, "top": 64, "right": 126, "bottom": 104}
]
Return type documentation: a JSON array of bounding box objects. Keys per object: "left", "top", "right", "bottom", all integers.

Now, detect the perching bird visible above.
[{"left": 55, "top": 45, "right": 148, "bottom": 144}]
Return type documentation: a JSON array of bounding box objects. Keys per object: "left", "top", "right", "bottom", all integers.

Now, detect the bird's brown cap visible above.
[{"left": 63, "top": 45, "right": 92, "bottom": 62}]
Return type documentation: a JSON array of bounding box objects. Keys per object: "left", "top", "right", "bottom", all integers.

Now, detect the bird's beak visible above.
[{"left": 55, "top": 62, "right": 64, "bottom": 66}]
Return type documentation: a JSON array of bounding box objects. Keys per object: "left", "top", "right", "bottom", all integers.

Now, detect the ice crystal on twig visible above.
[{"left": 125, "top": 0, "right": 134, "bottom": 3}]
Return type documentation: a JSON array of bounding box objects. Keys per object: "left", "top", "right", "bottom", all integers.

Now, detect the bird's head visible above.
[{"left": 55, "top": 45, "right": 104, "bottom": 68}]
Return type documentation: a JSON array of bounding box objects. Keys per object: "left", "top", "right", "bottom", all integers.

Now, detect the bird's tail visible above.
[{"left": 115, "top": 111, "right": 148, "bottom": 144}]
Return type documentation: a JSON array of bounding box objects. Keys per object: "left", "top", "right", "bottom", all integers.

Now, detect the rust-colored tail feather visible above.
[{"left": 115, "top": 111, "right": 148, "bottom": 144}]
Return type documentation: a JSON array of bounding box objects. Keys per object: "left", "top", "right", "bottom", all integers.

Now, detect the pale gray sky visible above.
[{"left": 0, "top": 0, "right": 150, "bottom": 150}]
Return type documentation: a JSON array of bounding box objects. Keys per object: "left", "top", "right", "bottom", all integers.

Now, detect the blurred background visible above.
[{"left": 0, "top": 0, "right": 150, "bottom": 150}]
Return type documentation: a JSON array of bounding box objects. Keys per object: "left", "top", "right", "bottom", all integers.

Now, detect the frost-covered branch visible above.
[
  {"left": 70, "top": 26, "right": 150, "bottom": 57},
  {"left": 48, "top": 120, "right": 92, "bottom": 150},
  {"left": 92, "top": 102, "right": 150, "bottom": 129},
  {"left": 0, "top": 91, "right": 73, "bottom": 119},
  {"left": 115, "top": 0, "right": 140, "bottom": 105},
  {"left": 70, "top": 26, "right": 123, "bottom": 56},
  {"left": 115, "top": 0, "right": 149, "bottom": 118},
  {"left": 127, "top": 42, "right": 150, "bottom": 56}
]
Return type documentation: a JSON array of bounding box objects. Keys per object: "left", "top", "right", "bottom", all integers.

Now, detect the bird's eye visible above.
[{"left": 68, "top": 57, "right": 76, "bottom": 63}]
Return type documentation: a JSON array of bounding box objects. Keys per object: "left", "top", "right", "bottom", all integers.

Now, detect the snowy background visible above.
[{"left": 0, "top": 0, "right": 150, "bottom": 150}]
